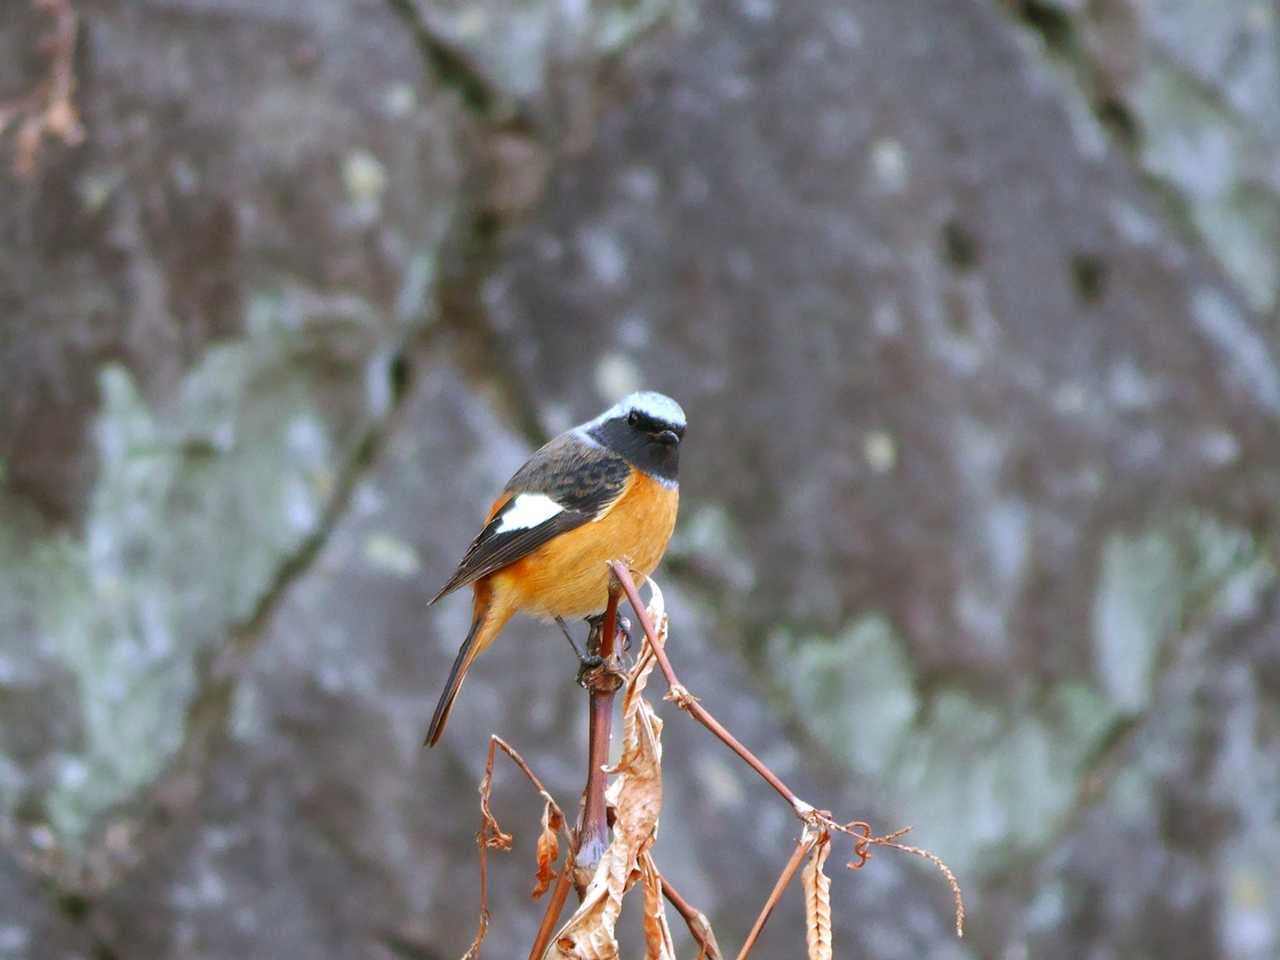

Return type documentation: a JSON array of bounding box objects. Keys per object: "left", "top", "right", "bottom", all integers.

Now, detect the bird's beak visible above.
[{"left": 656, "top": 430, "right": 679, "bottom": 446}]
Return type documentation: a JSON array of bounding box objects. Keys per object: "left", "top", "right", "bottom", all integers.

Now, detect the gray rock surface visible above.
[
  {"left": 0, "top": 849, "right": 92, "bottom": 960},
  {"left": 1030, "top": 0, "right": 1280, "bottom": 315},
  {"left": 1, "top": 0, "right": 1278, "bottom": 957},
  {"left": 1, "top": 0, "right": 468, "bottom": 826}
]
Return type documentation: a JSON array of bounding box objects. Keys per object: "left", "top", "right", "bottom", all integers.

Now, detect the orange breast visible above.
[{"left": 496, "top": 472, "right": 679, "bottom": 620}]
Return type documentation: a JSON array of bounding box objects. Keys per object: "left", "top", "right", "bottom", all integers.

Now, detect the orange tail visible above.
[{"left": 425, "top": 588, "right": 511, "bottom": 747}]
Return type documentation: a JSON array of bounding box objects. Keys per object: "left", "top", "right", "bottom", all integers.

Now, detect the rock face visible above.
[{"left": 1, "top": 0, "right": 1277, "bottom": 958}]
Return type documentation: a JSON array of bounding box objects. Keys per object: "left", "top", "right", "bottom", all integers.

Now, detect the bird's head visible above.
[
  {"left": 582, "top": 391, "right": 685, "bottom": 481},
  {"left": 619, "top": 392, "right": 686, "bottom": 446}
]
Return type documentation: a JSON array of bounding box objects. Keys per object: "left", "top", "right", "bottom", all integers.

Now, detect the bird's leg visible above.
[
  {"left": 579, "top": 612, "right": 632, "bottom": 684},
  {"left": 584, "top": 612, "right": 631, "bottom": 650},
  {"left": 555, "top": 616, "right": 590, "bottom": 661},
  {"left": 575, "top": 615, "right": 606, "bottom": 687},
  {"left": 558, "top": 616, "right": 613, "bottom": 685}
]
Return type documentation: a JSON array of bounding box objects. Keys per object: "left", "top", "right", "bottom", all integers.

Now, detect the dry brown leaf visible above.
[
  {"left": 543, "top": 589, "right": 668, "bottom": 959},
  {"left": 477, "top": 771, "right": 513, "bottom": 854},
  {"left": 533, "top": 800, "right": 563, "bottom": 899},
  {"left": 801, "top": 830, "right": 833, "bottom": 960},
  {"left": 640, "top": 852, "right": 677, "bottom": 960}
]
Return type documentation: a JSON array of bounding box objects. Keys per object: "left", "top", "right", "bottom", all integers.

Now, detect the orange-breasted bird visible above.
[{"left": 425, "top": 391, "right": 685, "bottom": 746}]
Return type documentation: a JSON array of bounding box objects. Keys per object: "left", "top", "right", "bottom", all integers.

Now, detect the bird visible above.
[{"left": 424, "top": 390, "right": 685, "bottom": 746}]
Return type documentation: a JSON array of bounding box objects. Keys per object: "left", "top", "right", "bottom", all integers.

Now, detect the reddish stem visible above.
[
  {"left": 735, "top": 834, "right": 816, "bottom": 960},
  {"left": 574, "top": 586, "right": 623, "bottom": 894},
  {"left": 527, "top": 857, "right": 575, "bottom": 960},
  {"left": 608, "top": 562, "right": 811, "bottom": 817},
  {"left": 661, "top": 876, "right": 723, "bottom": 959}
]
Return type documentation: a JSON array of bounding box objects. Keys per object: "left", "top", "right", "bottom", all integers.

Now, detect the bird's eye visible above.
[{"left": 627, "top": 410, "right": 641, "bottom": 427}]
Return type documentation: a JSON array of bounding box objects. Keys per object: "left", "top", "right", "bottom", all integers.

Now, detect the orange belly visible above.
[{"left": 496, "top": 472, "right": 678, "bottom": 619}]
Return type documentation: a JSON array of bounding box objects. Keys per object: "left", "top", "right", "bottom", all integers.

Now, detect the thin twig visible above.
[
  {"left": 609, "top": 562, "right": 813, "bottom": 819},
  {"left": 528, "top": 857, "right": 576, "bottom": 960},
  {"left": 465, "top": 736, "right": 574, "bottom": 959},
  {"left": 843, "top": 823, "right": 966, "bottom": 938},
  {"left": 610, "top": 561, "right": 967, "bottom": 939},
  {"left": 885, "top": 839, "right": 965, "bottom": 938},
  {"left": 463, "top": 740, "right": 511, "bottom": 958},
  {"left": 489, "top": 735, "right": 567, "bottom": 816},
  {"left": 661, "top": 876, "right": 723, "bottom": 959},
  {"left": 735, "top": 833, "right": 818, "bottom": 960}
]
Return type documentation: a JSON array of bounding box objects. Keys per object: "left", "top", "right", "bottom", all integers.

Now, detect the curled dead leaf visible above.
[
  {"left": 477, "top": 770, "right": 513, "bottom": 853},
  {"left": 533, "top": 800, "right": 563, "bottom": 899},
  {"left": 801, "top": 830, "right": 833, "bottom": 960},
  {"left": 640, "top": 852, "right": 677, "bottom": 960}
]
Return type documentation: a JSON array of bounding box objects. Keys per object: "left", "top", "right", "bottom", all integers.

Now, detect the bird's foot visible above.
[
  {"left": 576, "top": 653, "right": 605, "bottom": 688},
  {"left": 583, "top": 613, "right": 632, "bottom": 653},
  {"left": 577, "top": 652, "right": 626, "bottom": 692},
  {"left": 556, "top": 616, "right": 588, "bottom": 660},
  {"left": 575, "top": 612, "right": 630, "bottom": 690},
  {"left": 617, "top": 616, "right": 632, "bottom": 653}
]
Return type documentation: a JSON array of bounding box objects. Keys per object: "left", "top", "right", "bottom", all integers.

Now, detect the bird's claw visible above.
[
  {"left": 577, "top": 653, "right": 626, "bottom": 692},
  {"left": 576, "top": 653, "right": 605, "bottom": 687},
  {"left": 584, "top": 612, "right": 631, "bottom": 652},
  {"left": 575, "top": 611, "right": 631, "bottom": 688}
]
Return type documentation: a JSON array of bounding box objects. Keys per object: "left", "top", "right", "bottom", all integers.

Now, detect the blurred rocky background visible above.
[{"left": 2, "top": 0, "right": 1278, "bottom": 956}]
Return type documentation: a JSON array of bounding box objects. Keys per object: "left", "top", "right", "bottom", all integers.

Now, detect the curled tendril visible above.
[{"left": 846, "top": 821, "right": 872, "bottom": 870}]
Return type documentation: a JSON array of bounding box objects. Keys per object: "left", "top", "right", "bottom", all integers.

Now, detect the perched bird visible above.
[{"left": 425, "top": 391, "right": 685, "bottom": 746}]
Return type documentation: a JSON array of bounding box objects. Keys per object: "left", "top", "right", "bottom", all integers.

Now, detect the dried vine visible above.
[{"left": 458, "top": 565, "right": 965, "bottom": 958}]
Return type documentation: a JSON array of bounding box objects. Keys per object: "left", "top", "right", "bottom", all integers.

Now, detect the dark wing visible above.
[{"left": 429, "top": 434, "right": 631, "bottom": 603}]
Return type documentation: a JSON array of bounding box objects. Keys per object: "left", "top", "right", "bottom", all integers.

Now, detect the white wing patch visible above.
[{"left": 493, "top": 492, "right": 564, "bottom": 533}]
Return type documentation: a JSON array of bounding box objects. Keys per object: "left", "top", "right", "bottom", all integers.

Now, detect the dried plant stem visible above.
[
  {"left": 574, "top": 586, "right": 624, "bottom": 894},
  {"left": 661, "top": 876, "right": 723, "bottom": 959},
  {"left": 862, "top": 835, "right": 966, "bottom": 938},
  {"left": 609, "top": 561, "right": 966, "bottom": 941},
  {"left": 527, "top": 587, "right": 626, "bottom": 957},
  {"left": 527, "top": 859, "right": 575, "bottom": 960},
  {"left": 469, "top": 562, "right": 963, "bottom": 957},
  {"left": 465, "top": 814, "right": 492, "bottom": 960},
  {"left": 467, "top": 736, "right": 573, "bottom": 960},
  {"left": 735, "top": 833, "right": 818, "bottom": 960},
  {"left": 487, "top": 735, "right": 564, "bottom": 808},
  {"left": 608, "top": 562, "right": 811, "bottom": 818}
]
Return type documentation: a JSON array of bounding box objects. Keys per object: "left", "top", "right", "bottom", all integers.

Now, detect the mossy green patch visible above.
[
  {"left": 1132, "top": 63, "right": 1280, "bottom": 313},
  {"left": 1093, "top": 511, "right": 1275, "bottom": 715},
  {"left": 766, "top": 511, "right": 1272, "bottom": 878},
  {"left": 1, "top": 317, "right": 380, "bottom": 846},
  {"left": 771, "top": 614, "right": 1117, "bottom": 876},
  {"left": 1092, "top": 528, "right": 1183, "bottom": 713},
  {"left": 771, "top": 615, "right": 919, "bottom": 776}
]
